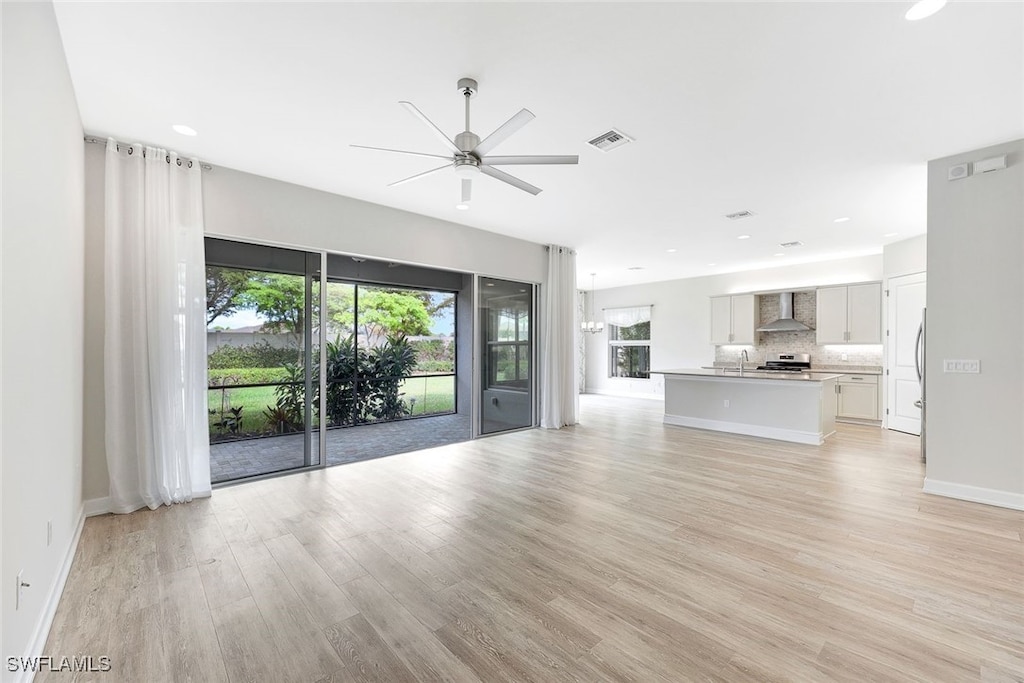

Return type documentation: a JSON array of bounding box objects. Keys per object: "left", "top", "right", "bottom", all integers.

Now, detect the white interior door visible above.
[{"left": 886, "top": 272, "right": 926, "bottom": 435}]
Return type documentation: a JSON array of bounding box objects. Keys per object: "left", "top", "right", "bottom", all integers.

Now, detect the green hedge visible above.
[
  {"left": 208, "top": 367, "right": 291, "bottom": 385},
  {"left": 414, "top": 360, "right": 455, "bottom": 374},
  {"left": 208, "top": 342, "right": 300, "bottom": 369}
]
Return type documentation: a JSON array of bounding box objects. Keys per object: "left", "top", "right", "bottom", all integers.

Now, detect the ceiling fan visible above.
[{"left": 352, "top": 77, "right": 578, "bottom": 206}]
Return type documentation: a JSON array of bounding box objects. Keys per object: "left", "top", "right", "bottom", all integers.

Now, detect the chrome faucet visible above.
[{"left": 739, "top": 349, "right": 749, "bottom": 375}]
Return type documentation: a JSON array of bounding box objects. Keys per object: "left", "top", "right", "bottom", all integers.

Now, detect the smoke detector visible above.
[{"left": 587, "top": 129, "right": 634, "bottom": 152}]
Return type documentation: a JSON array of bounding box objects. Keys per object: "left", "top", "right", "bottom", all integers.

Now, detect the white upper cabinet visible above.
[
  {"left": 816, "top": 283, "right": 882, "bottom": 344},
  {"left": 710, "top": 294, "right": 756, "bottom": 345}
]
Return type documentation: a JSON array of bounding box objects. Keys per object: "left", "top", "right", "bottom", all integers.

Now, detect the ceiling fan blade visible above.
[
  {"left": 480, "top": 165, "right": 542, "bottom": 196},
  {"left": 461, "top": 178, "right": 472, "bottom": 203},
  {"left": 388, "top": 163, "right": 452, "bottom": 187},
  {"left": 399, "top": 101, "right": 462, "bottom": 155},
  {"left": 473, "top": 108, "right": 536, "bottom": 157},
  {"left": 351, "top": 144, "right": 452, "bottom": 161},
  {"left": 481, "top": 155, "right": 579, "bottom": 166}
]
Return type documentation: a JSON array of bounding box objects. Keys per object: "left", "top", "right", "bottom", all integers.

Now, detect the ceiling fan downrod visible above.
[{"left": 456, "top": 78, "right": 479, "bottom": 155}]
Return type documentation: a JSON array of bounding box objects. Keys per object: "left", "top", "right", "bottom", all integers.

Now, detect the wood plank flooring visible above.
[{"left": 41, "top": 395, "right": 1024, "bottom": 681}]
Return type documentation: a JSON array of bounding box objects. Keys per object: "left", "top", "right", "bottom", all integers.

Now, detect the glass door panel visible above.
[
  {"left": 204, "top": 239, "right": 321, "bottom": 483},
  {"left": 479, "top": 277, "right": 534, "bottom": 434}
]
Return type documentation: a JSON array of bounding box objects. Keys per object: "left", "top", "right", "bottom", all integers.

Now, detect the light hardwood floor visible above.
[{"left": 42, "top": 395, "right": 1024, "bottom": 681}]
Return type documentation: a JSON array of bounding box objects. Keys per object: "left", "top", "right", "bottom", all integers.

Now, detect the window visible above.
[
  {"left": 486, "top": 302, "right": 530, "bottom": 389},
  {"left": 608, "top": 319, "right": 651, "bottom": 379}
]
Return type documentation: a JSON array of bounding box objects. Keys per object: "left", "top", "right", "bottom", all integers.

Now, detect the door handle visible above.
[
  {"left": 914, "top": 321, "right": 924, "bottom": 381},
  {"left": 913, "top": 399, "right": 923, "bottom": 409}
]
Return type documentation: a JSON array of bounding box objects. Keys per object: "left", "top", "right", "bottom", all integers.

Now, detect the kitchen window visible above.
[{"left": 606, "top": 306, "right": 652, "bottom": 379}]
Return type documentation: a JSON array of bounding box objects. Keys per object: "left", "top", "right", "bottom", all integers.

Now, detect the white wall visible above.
[
  {"left": 925, "top": 139, "right": 1024, "bottom": 509},
  {"left": 883, "top": 234, "right": 927, "bottom": 279},
  {"left": 585, "top": 255, "right": 882, "bottom": 398},
  {"left": 1, "top": 2, "right": 86, "bottom": 674},
  {"left": 203, "top": 165, "right": 548, "bottom": 284},
  {"left": 81, "top": 147, "right": 549, "bottom": 501}
]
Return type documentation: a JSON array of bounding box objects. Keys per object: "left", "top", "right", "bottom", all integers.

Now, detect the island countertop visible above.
[{"left": 654, "top": 368, "right": 844, "bottom": 382}]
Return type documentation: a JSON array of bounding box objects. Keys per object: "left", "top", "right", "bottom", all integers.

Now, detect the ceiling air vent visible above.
[
  {"left": 779, "top": 241, "right": 803, "bottom": 248},
  {"left": 587, "top": 129, "right": 634, "bottom": 152},
  {"left": 725, "top": 210, "right": 755, "bottom": 220}
]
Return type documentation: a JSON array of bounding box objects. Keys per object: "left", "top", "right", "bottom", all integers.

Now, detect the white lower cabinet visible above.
[{"left": 836, "top": 374, "right": 881, "bottom": 422}]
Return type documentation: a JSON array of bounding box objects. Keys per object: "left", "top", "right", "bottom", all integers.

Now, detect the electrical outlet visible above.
[
  {"left": 47, "top": 520, "right": 53, "bottom": 547},
  {"left": 723, "top": 399, "right": 730, "bottom": 408}
]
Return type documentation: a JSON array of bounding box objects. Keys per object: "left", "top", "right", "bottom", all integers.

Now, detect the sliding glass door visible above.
[
  {"left": 479, "top": 277, "right": 535, "bottom": 435},
  {"left": 205, "top": 239, "right": 321, "bottom": 483}
]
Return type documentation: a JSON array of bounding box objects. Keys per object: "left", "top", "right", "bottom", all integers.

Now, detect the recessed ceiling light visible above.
[
  {"left": 666, "top": 248, "right": 677, "bottom": 253},
  {"left": 707, "top": 263, "right": 717, "bottom": 267},
  {"left": 171, "top": 124, "right": 197, "bottom": 136},
  {"left": 627, "top": 266, "right": 644, "bottom": 271},
  {"left": 905, "top": 0, "right": 947, "bottom": 21},
  {"left": 737, "top": 235, "right": 751, "bottom": 240},
  {"left": 833, "top": 217, "right": 850, "bottom": 223},
  {"left": 774, "top": 253, "right": 785, "bottom": 257},
  {"left": 884, "top": 232, "right": 899, "bottom": 237},
  {"left": 486, "top": 283, "right": 495, "bottom": 287},
  {"left": 455, "top": 203, "right": 469, "bottom": 211}
]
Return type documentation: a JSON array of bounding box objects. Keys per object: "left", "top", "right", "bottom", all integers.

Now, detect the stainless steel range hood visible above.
[{"left": 756, "top": 292, "right": 813, "bottom": 332}]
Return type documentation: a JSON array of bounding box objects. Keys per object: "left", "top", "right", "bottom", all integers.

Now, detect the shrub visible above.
[
  {"left": 207, "top": 341, "right": 300, "bottom": 369},
  {"left": 208, "top": 368, "right": 291, "bottom": 385},
  {"left": 412, "top": 360, "right": 454, "bottom": 374}
]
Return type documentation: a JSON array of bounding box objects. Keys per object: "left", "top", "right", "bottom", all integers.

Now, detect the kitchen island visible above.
[{"left": 654, "top": 368, "right": 842, "bottom": 445}]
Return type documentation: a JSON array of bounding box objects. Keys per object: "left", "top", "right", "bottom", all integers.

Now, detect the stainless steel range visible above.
[{"left": 756, "top": 352, "right": 812, "bottom": 373}]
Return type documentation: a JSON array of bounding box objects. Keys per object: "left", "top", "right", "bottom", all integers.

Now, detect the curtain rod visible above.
[{"left": 84, "top": 135, "right": 213, "bottom": 171}]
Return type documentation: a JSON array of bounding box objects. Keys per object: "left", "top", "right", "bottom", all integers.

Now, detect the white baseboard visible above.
[
  {"left": 13, "top": 507, "right": 86, "bottom": 683},
  {"left": 83, "top": 496, "right": 110, "bottom": 517},
  {"left": 84, "top": 488, "right": 212, "bottom": 517},
  {"left": 664, "top": 414, "right": 826, "bottom": 446},
  {"left": 923, "top": 478, "right": 1024, "bottom": 511},
  {"left": 586, "top": 389, "right": 664, "bottom": 401}
]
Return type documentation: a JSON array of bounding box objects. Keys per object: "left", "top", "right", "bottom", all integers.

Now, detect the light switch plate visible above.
[{"left": 943, "top": 359, "right": 980, "bottom": 373}]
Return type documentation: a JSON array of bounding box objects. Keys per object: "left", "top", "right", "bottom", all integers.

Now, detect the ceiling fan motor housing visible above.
[{"left": 455, "top": 131, "right": 481, "bottom": 154}]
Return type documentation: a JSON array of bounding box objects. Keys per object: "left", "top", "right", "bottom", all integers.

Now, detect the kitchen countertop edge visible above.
[{"left": 656, "top": 368, "right": 844, "bottom": 382}]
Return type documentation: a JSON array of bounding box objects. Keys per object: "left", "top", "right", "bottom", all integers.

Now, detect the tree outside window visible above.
[{"left": 608, "top": 320, "right": 650, "bottom": 378}]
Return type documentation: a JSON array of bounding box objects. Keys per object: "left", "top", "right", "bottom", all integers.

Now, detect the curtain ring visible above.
[
  {"left": 187, "top": 160, "right": 193, "bottom": 169},
  {"left": 176, "top": 159, "right": 182, "bottom": 166},
  {"left": 128, "top": 146, "right": 134, "bottom": 155},
  {"left": 165, "top": 154, "right": 170, "bottom": 163}
]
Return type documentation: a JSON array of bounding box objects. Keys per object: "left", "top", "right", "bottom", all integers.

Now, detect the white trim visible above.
[
  {"left": 83, "top": 496, "right": 111, "bottom": 516},
  {"left": 13, "top": 508, "right": 86, "bottom": 683},
  {"left": 587, "top": 389, "right": 663, "bottom": 401},
  {"left": 923, "top": 478, "right": 1024, "bottom": 511},
  {"left": 664, "top": 414, "right": 830, "bottom": 445}
]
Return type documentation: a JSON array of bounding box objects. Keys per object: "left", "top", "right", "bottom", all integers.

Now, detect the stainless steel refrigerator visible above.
[{"left": 914, "top": 308, "right": 927, "bottom": 462}]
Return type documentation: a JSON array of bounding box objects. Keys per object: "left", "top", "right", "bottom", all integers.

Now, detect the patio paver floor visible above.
[{"left": 210, "top": 412, "right": 471, "bottom": 483}]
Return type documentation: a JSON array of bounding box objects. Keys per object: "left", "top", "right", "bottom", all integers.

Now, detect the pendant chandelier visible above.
[{"left": 581, "top": 272, "right": 604, "bottom": 334}]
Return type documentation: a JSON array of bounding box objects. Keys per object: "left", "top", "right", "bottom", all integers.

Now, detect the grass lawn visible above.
[{"left": 208, "top": 374, "right": 455, "bottom": 439}]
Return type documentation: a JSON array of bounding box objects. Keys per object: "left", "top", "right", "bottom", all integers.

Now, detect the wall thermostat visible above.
[{"left": 973, "top": 155, "right": 1007, "bottom": 174}]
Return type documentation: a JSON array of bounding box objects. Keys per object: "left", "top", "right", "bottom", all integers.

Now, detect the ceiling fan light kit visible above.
[{"left": 353, "top": 77, "right": 579, "bottom": 205}]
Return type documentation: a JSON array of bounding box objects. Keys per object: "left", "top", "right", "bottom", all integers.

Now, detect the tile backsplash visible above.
[{"left": 714, "top": 291, "right": 883, "bottom": 368}]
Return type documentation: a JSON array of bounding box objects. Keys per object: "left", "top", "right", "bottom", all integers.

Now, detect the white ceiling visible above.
[{"left": 53, "top": 1, "right": 1023, "bottom": 289}]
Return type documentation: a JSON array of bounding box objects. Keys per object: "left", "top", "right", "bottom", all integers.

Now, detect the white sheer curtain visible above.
[
  {"left": 540, "top": 245, "right": 579, "bottom": 428},
  {"left": 104, "top": 139, "right": 210, "bottom": 512},
  {"left": 605, "top": 305, "right": 652, "bottom": 328}
]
